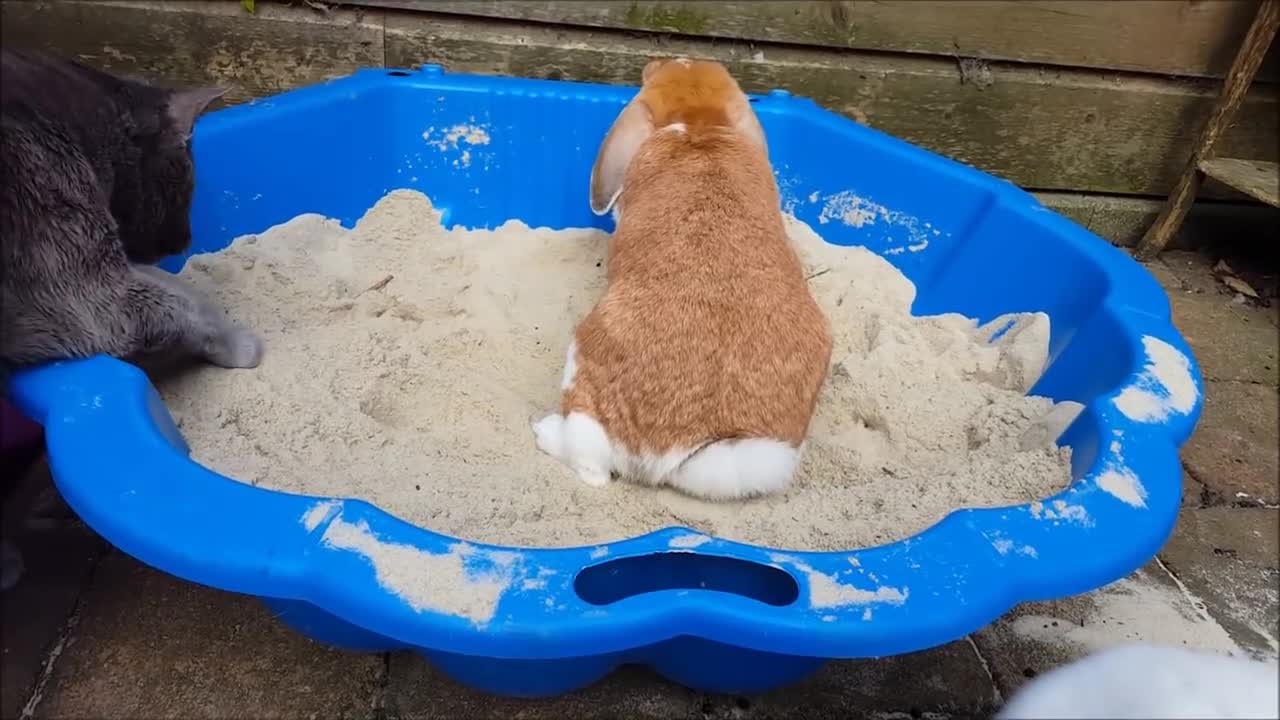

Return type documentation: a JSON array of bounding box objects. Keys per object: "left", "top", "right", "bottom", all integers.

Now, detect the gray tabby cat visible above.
[
  {"left": 0, "top": 49, "right": 263, "bottom": 384},
  {"left": 0, "top": 50, "right": 263, "bottom": 591}
]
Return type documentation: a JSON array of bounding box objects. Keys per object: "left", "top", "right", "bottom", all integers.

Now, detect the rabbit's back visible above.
[{"left": 565, "top": 129, "right": 832, "bottom": 456}]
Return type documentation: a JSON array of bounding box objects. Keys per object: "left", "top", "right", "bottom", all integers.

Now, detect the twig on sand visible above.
[
  {"left": 806, "top": 268, "right": 831, "bottom": 282},
  {"left": 358, "top": 274, "right": 394, "bottom": 296}
]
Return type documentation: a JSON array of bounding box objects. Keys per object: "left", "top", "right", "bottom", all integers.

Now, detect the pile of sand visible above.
[{"left": 159, "top": 190, "right": 1076, "bottom": 551}]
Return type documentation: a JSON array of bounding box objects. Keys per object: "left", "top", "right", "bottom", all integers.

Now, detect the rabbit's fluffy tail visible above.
[{"left": 670, "top": 438, "right": 799, "bottom": 500}]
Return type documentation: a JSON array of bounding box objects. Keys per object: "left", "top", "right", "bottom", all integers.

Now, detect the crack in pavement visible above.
[{"left": 17, "top": 549, "right": 107, "bottom": 720}]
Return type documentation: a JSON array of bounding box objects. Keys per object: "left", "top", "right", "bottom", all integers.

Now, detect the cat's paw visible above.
[{"left": 207, "top": 326, "right": 264, "bottom": 369}]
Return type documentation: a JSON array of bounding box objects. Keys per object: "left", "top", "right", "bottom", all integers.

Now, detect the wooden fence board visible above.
[
  {"left": 347, "top": 0, "right": 1280, "bottom": 80},
  {"left": 1034, "top": 191, "right": 1276, "bottom": 250},
  {"left": 0, "top": 0, "right": 382, "bottom": 106},
  {"left": 383, "top": 11, "right": 1278, "bottom": 197},
  {"left": 2, "top": 1, "right": 1275, "bottom": 198}
]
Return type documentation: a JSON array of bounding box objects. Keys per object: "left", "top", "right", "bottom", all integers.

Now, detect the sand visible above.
[{"left": 159, "top": 189, "right": 1077, "bottom": 551}]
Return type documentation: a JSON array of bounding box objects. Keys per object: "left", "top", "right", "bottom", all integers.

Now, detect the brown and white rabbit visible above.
[{"left": 531, "top": 58, "right": 832, "bottom": 500}]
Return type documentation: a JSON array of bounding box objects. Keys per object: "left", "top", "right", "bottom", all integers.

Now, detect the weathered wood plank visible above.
[
  {"left": 0, "top": 0, "right": 383, "bottom": 106},
  {"left": 1033, "top": 192, "right": 1276, "bottom": 250},
  {"left": 1137, "top": 0, "right": 1279, "bottom": 259},
  {"left": 3, "top": 0, "right": 1276, "bottom": 198},
  {"left": 1199, "top": 158, "right": 1280, "bottom": 206},
  {"left": 383, "top": 11, "right": 1279, "bottom": 197},
  {"left": 347, "top": 0, "right": 1280, "bottom": 80}
]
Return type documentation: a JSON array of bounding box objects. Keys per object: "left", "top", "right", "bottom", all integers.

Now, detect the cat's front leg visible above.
[{"left": 127, "top": 264, "right": 263, "bottom": 369}]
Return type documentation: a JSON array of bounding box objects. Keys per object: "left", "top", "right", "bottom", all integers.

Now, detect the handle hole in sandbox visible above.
[
  {"left": 387, "top": 71, "right": 413, "bottom": 77},
  {"left": 574, "top": 552, "right": 799, "bottom": 607}
]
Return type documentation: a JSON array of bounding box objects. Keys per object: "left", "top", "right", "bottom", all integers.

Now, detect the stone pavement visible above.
[{"left": 2, "top": 248, "right": 1276, "bottom": 720}]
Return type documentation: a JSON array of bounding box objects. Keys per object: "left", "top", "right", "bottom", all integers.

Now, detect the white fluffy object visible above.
[{"left": 998, "top": 644, "right": 1280, "bottom": 720}]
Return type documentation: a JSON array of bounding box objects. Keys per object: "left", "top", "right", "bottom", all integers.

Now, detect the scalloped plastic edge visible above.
[{"left": 8, "top": 64, "right": 1203, "bottom": 683}]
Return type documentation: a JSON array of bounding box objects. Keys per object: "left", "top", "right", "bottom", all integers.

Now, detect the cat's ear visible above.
[{"left": 165, "top": 87, "right": 227, "bottom": 143}]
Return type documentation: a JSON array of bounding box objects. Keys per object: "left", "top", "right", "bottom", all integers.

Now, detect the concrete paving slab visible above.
[
  {"left": 1158, "top": 506, "right": 1279, "bottom": 659},
  {"left": 1176, "top": 309, "right": 1277, "bottom": 385},
  {"left": 0, "top": 529, "right": 104, "bottom": 720},
  {"left": 31, "top": 553, "right": 381, "bottom": 719},
  {"left": 700, "top": 641, "right": 997, "bottom": 720},
  {"left": 1181, "top": 381, "right": 1279, "bottom": 505},
  {"left": 1, "top": 452, "right": 105, "bottom": 720},
  {"left": 1180, "top": 468, "right": 1205, "bottom": 507},
  {"left": 1160, "top": 252, "right": 1240, "bottom": 295},
  {"left": 385, "top": 640, "right": 997, "bottom": 720},
  {"left": 972, "top": 563, "right": 1248, "bottom": 700},
  {"left": 1160, "top": 251, "right": 1280, "bottom": 332},
  {"left": 1150, "top": 264, "right": 1279, "bottom": 386},
  {"left": 385, "top": 659, "right": 702, "bottom": 720}
]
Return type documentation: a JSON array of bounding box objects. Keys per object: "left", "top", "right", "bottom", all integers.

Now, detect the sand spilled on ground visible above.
[{"left": 159, "top": 189, "right": 1076, "bottom": 551}]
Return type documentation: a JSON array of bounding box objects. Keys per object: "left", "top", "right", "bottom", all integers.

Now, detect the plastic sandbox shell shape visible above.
[{"left": 8, "top": 65, "right": 1203, "bottom": 697}]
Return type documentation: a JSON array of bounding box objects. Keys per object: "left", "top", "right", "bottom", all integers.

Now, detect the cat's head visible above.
[{"left": 115, "top": 85, "right": 226, "bottom": 264}]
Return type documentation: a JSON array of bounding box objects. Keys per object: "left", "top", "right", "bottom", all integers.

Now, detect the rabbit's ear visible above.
[{"left": 589, "top": 98, "right": 654, "bottom": 216}]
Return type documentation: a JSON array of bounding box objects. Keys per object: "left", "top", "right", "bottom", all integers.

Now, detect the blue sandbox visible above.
[{"left": 9, "top": 65, "right": 1203, "bottom": 697}]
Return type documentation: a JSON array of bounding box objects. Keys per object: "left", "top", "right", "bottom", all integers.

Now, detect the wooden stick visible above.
[
  {"left": 1134, "top": 0, "right": 1279, "bottom": 261},
  {"left": 357, "top": 274, "right": 394, "bottom": 296}
]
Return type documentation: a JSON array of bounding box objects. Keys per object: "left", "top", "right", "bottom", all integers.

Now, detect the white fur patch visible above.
[
  {"left": 663, "top": 122, "right": 688, "bottom": 134},
  {"left": 531, "top": 413, "right": 565, "bottom": 458},
  {"left": 560, "top": 339, "right": 578, "bottom": 391},
  {"left": 531, "top": 412, "right": 799, "bottom": 499},
  {"left": 620, "top": 447, "right": 695, "bottom": 487},
  {"left": 996, "top": 644, "right": 1279, "bottom": 719},
  {"left": 533, "top": 412, "right": 612, "bottom": 487},
  {"left": 671, "top": 439, "right": 799, "bottom": 500}
]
